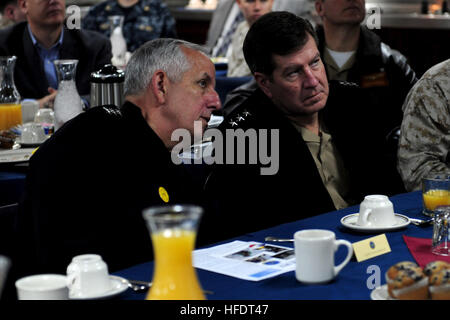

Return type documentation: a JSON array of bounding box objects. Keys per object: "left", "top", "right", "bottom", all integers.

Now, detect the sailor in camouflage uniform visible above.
[
  {"left": 82, "top": 0, "right": 177, "bottom": 53},
  {"left": 397, "top": 59, "right": 450, "bottom": 191}
]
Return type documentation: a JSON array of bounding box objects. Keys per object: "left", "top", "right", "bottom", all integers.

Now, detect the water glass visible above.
[
  {"left": 422, "top": 172, "right": 450, "bottom": 216},
  {"left": 34, "top": 108, "right": 55, "bottom": 136},
  {"left": 432, "top": 206, "right": 450, "bottom": 256}
]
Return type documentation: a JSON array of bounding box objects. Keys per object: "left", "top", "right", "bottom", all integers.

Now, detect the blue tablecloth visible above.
[
  {"left": 0, "top": 171, "right": 26, "bottom": 206},
  {"left": 115, "top": 191, "right": 430, "bottom": 300}
]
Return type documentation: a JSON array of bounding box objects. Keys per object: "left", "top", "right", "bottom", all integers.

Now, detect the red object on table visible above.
[{"left": 403, "top": 235, "right": 450, "bottom": 268}]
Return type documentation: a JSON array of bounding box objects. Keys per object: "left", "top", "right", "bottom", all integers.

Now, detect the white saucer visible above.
[
  {"left": 340, "top": 213, "right": 410, "bottom": 232},
  {"left": 69, "top": 275, "right": 128, "bottom": 300},
  {"left": 371, "top": 284, "right": 395, "bottom": 300},
  {"left": 15, "top": 139, "right": 45, "bottom": 148}
]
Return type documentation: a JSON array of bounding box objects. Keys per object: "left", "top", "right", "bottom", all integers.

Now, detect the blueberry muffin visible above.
[
  {"left": 386, "top": 261, "right": 419, "bottom": 297},
  {"left": 390, "top": 267, "right": 429, "bottom": 300},
  {"left": 429, "top": 269, "right": 450, "bottom": 300},
  {"left": 424, "top": 261, "right": 450, "bottom": 279}
]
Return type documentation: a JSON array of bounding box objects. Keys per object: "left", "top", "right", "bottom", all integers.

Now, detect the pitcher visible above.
[
  {"left": 53, "top": 59, "right": 83, "bottom": 131},
  {"left": 0, "top": 56, "right": 21, "bottom": 131},
  {"left": 109, "top": 16, "right": 127, "bottom": 69},
  {"left": 142, "top": 204, "right": 205, "bottom": 300}
]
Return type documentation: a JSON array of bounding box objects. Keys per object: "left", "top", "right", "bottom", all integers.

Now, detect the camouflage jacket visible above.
[
  {"left": 82, "top": 0, "right": 177, "bottom": 52},
  {"left": 397, "top": 59, "right": 450, "bottom": 191}
]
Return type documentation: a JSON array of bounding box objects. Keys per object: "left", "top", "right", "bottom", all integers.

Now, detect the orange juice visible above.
[
  {"left": 0, "top": 103, "right": 22, "bottom": 130},
  {"left": 146, "top": 229, "right": 205, "bottom": 300},
  {"left": 423, "top": 189, "right": 450, "bottom": 211}
]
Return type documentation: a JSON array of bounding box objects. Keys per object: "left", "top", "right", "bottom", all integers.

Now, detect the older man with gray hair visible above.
[{"left": 14, "top": 38, "right": 221, "bottom": 279}]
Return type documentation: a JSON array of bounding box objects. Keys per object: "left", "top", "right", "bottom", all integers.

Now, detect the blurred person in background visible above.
[
  {"left": 314, "top": 0, "right": 417, "bottom": 185},
  {"left": 0, "top": 0, "right": 26, "bottom": 28},
  {"left": 0, "top": 0, "right": 111, "bottom": 108},
  {"left": 227, "top": 0, "right": 274, "bottom": 77},
  {"left": 397, "top": 59, "right": 450, "bottom": 191},
  {"left": 82, "top": 0, "right": 177, "bottom": 53},
  {"left": 207, "top": 0, "right": 316, "bottom": 58}
]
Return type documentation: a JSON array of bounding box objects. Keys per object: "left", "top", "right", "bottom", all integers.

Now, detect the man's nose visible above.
[
  {"left": 207, "top": 89, "right": 222, "bottom": 111},
  {"left": 303, "top": 67, "right": 319, "bottom": 88}
]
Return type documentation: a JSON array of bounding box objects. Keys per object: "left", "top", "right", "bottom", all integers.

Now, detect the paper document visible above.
[{"left": 193, "top": 241, "right": 295, "bottom": 281}]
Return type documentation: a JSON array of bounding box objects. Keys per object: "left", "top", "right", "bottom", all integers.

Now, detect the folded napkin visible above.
[{"left": 403, "top": 235, "right": 450, "bottom": 268}]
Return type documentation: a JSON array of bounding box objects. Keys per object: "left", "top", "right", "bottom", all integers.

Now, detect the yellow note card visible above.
[{"left": 352, "top": 234, "right": 391, "bottom": 262}]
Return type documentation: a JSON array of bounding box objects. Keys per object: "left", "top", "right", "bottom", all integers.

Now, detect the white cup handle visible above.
[
  {"left": 360, "top": 208, "right": 372, "bottom": 226},
  {"left": 66, "top": 270, "right": 79, "bottom": 293},
  {"left": 333, "top": 239, "right": 353, "bottom": 276}
]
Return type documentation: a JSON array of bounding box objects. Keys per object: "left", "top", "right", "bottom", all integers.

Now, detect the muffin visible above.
[
  {"left": 429, "top": 269, "right": 450, "bottom": 300},
  {"left": 390, "top": 267, "right": 429, "bottom": 300},
  {"left": 386, "top": 261, "right": 419, "bottom": 297},
  {"left": 424, "top": 261, "right": 450, "bottom": 278}
]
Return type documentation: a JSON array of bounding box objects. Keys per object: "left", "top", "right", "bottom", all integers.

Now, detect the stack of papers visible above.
[{"left": 193, "top": 241, "right": 295, "bottom": 281}]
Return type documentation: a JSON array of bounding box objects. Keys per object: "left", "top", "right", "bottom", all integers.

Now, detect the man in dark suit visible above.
[
  {"left": 0, "top": 0, "right": 112, "bottom": 108},
  {"left": 13, "top": 39, "right": 220, "bottom": 282},
  {"left": 204, "top": 12, "right": 405, "bottom": 240}
]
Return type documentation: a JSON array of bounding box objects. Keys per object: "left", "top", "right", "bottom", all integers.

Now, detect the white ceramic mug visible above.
[
  {"left": 357, "top": 195, "right": 396, "bottom": 227},
  {"left": 294, "top": 229, "right": 353, "bottom": 284},
  {"left": 21, "top": 99, "right": 39, "bottom": 123},
  {"left": 66, "top": 254, "right": 110, "bottom": 297},
  {"left": 15, "top": 274, "right": 69, "bottom": 300}
]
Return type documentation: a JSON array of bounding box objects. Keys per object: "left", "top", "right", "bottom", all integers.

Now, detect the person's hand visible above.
[{"left": 37, "top": 87, "right": 57, "bottom": 109}]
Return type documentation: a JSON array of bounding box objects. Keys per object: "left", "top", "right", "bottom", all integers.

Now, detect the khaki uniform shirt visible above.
[
  {"left": 227, "top": 21, "right": 251, "bottom": 77},
  {"left": 323, "top": 48, "right": 356, "bottom": 81},
  {"left": 397, "top": 59, "right": 450, "bottom": 191},
  {"left": 292, "top": 122, "right": 350, "bottom": 210}
]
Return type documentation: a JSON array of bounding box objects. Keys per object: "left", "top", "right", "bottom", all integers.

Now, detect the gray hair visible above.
[{"left": 124, "top": 38, "right": 209, "bottom": 97}]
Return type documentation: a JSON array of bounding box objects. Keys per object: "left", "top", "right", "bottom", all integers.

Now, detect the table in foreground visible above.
[{"left": 115, "top": 191, "right": 430, "bottom": 300}]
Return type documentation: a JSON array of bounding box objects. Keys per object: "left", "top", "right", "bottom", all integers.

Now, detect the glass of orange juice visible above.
[
  {"left": 142, "top": 204, "right": 205, "bottom": 300},
  {"left": 422, "top": 172, "right": 450, "bottom": 216}
]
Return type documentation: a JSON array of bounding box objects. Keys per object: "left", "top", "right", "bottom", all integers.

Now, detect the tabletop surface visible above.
[{"left": 114, "top": 191, "right": 435, "bottom": 300}]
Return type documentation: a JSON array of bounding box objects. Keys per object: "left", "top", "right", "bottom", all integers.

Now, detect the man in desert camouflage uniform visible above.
[
  {"left": 397, "top": 59, "right": 450, "bottom": 191},
  {"left": 82, "top": 0, "right": 177, "bottom": 53}
]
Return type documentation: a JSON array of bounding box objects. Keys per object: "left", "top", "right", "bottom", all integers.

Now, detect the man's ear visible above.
[
  {"left": 254, "top": 72, "right": 273, "bottom": 99},
  {"left": 4, "top": 5, "right": 15, "bottom": 19},
  {"left": 17, "top": 0, "right": 26, "bottom": 13},
  {"left": 151, "top": 70, "right": 168, "bottom": 104},
  {"left": 315, "top": 0, "right": 324, "bottom": 18}
]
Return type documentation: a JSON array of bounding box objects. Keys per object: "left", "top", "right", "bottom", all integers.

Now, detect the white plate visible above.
[
  {"left": 340, "top": 213, "right": 410, "bottom": 232},
  {"left": 69, "top": 275, "right": 129, "bottom": 300},
  {"left": 0, "top": 148, "right": 36, "bottom": 164},
  {"left": 14, "top": 139, "right": 45, "bottom": 148},
  {"left": 371, "top": 284, "right": 395, "bottom": 300}
]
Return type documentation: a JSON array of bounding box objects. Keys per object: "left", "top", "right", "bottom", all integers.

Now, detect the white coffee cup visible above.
[
  {"left": 20, "top": 122, "right": 46, "bottom": 144},
  {"left": 294, "top": 229, "right": 353, "bottom": 284},
  {"left": 15, "top": 274, "right": 69, "bottom": 300},
  {"left": 357, "top": 194, "right": 396, "bottom": 227},
  {"left": 21, "top": 99, "right": 39, "bottom": 123},
  {"left": 66, "top": 254, "right": 110, "bottom": 297}
]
